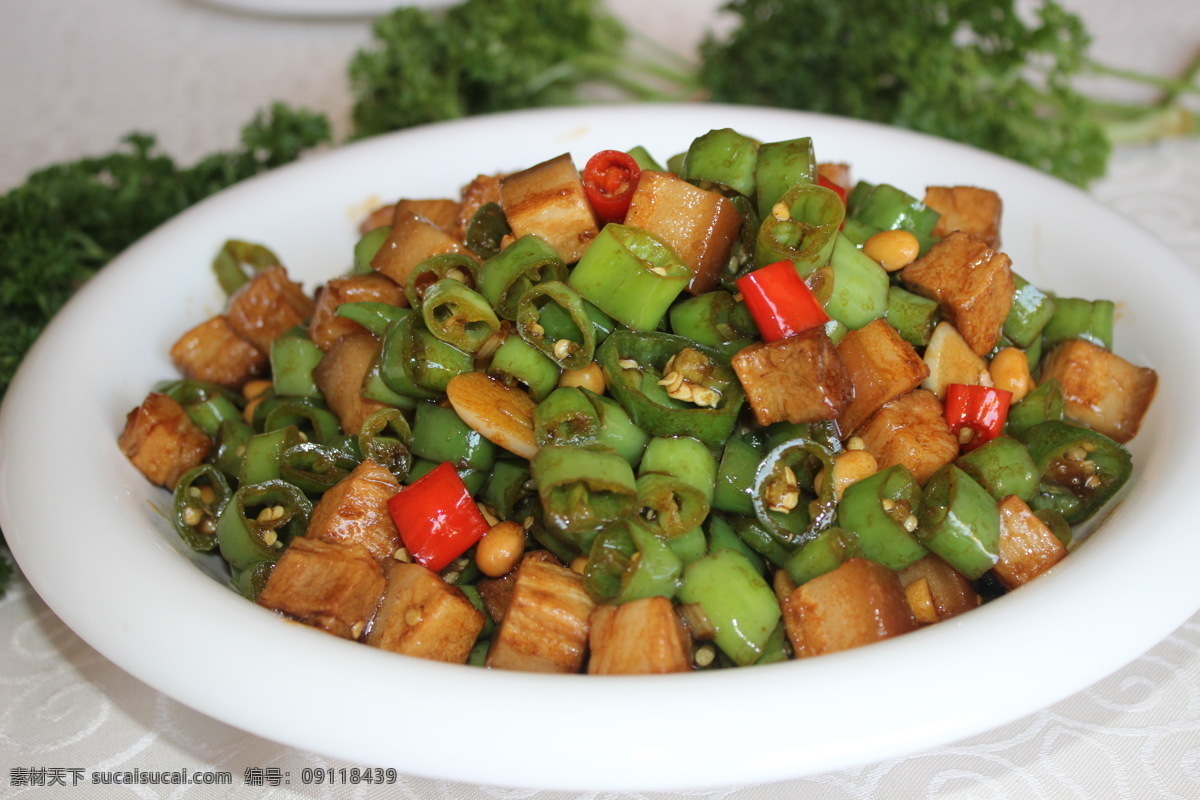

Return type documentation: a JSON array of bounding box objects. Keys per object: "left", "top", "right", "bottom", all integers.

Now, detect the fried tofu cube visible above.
[
  {"left": 1037, "top": 338, "right": 1158, "bottom": 443},
  {"left": 371, "top": 211, "right": 478, "bottom": 287},
  {"left": 587, "top": 596, "right": 693, "bottom": 675},
  {"left": 898, "top": 554, "right": 979, "bottom": 623},
  {"left": 475, "top": 549, "right": 562, "bottom": 624},
  {"left": 119, "top": 392, "right": 212, "bottom": 488},
  {"left": 169, "top": 314, "right": 267, "bottom": 389},
  {"left": 308, "top": 273, "right": 406, "bottom": 351},
  {"left": 366, "top": 562, "right": 485, "bottom": 663},
  {"left": 921, "top": 321, "right": 990, "bottom": 400},
  {"left": 856, "top": 389, "right": 960, "bottom": 484},
  {"left": 305, "top": 458, "right": 403, "bottom": 564},
  {"left": 924, "top": 185, "right": 1003, "bottom": 250},
  {"left": 900, "top": 231, "right": 1014, "bottom": 356},
  {"left": 732, "top": 328, "right": 853, "bottom": 426},
  {"left": 312, "top": 331, "right": 391, "bottom": 436},
  {"left": 499, "top": 153, "right": 599, "bottom": 264},
  {"left": 256, "top": 538, "right": 385, "bottom": 640},
  {"left": 453, "top": 173, "right": 503, "bottom": 241},
  {"left": 226, "top": 265, "right": 316, "bottom": 354},
  {"left": 624, "top": 170, "right": 743, "bottom": 294},
  {"left": 836, "top": 318, "right": 931, "bottom": 436},
  {"left": 486, "top": 559, "right": 596, "bottom": 673},
  {"left": 994, "top": 494, "right": 1067, "bottom": 589},
  {"left": 783, "top": 558, "right": 917, "bottom": 658}
]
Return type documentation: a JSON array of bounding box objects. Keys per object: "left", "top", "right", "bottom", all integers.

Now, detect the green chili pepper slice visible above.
[
  {"left": 634, "top": 472, "right": 710, "bottom": 540},
  {"left": 784, "top": 526, "right": 861, "bottom": 586},
  {"left": 212, "top": 239, "right": 281, "bottom": 296},
  {"left": 156, "top": 379, "right": 243, "bottom": 437},
  {"left": 216, "top": 479, "right": 313, "bottom": 572},
  {"left": 420, "top": 277, "right": 501, "bottom": 354},
  {"left": 477, "top": 234, "right": 567, "bottom": 321},
  {"left": 678, "top": 548, "right": 781, "bottom": 667},
  {"left": 335, "top": 301, "right": 412, "bottom": 338},
  {"left": 914, "top": 465, "right": 1000, "bottom": 579},
  {"left": 955, "top": 435, "right": 1040, "bottom": 502},
  {"left": 357, "top": 407, "right": 413, "bottom": 481},
  {"left": 1020, "top": 420, "right": 1132, "bottom": 525},
  {"left": 531, "top": 445, "right": 638, "bottom": 541},
  {"left": 516, "top": 281, "right": 596, "bottom": 370},
  {"left": 754, "top": 135, "right": 816, "bottom": 214},
  {"left": 270, "top": 328, "right": 324, "bottom": 399},
  {"left": 404, "top": 253, "right": 481, "bottom": 309},
  {"left": 464, "top": 201, "right": 511, "bottom": 259},
  {"left": 754, "top": 182, "right": 845, "bottom": 276},
  {"left": 751, "top": 436, "right": 839, "bottom": 547},
  {"left": 171, "top": 464, "right": 233, "bottom": 552},
  {"left": 837, "top": 464, "right": 928, "bottom": 570},
  {"left": 486, "top": 332, "right": 561, "bottom": 403}
]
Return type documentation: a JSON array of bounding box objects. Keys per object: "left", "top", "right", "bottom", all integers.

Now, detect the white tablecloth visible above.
[{"left": 2, "top": 1, "right": 1199, "bottom": 797}]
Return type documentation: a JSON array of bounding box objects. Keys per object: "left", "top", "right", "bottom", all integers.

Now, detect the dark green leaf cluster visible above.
[
  {"left": 348, "top": 0, "right": 628, "bottom": 138},
  {"left": 698, "top": 0, "right": 1111, "bottom": 186}
]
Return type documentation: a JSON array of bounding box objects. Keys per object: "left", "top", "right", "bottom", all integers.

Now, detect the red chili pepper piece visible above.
[
  {"left": 943, "top": 383, "right": 1013, "bottom": 452},
  {"left": 582, "top": 149, "right": 642, "bottom": 225},
  {"left": 386, "top": 461, "right": 490, "bottom": 572},
  {"left": 817, "top": 174, "right": 849, "bottom": 206},
  {"left": 735, "top": 259, "right": 830, "bottom": 343}
]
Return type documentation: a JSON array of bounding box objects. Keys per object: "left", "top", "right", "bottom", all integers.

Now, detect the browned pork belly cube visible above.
[
  {"left": 371, "top": 211, "right": 478, "bottom": 287},
  {"left": 921, "top": 321, "right": 990, "bottom": 400},
  {"left": 783, "top": 558, "right": 917, "bottom": 658},
  {"left": 732, "top": 328, "right": 853, "bottom": 426},
  {"left": 856, "top": 389, "right": 959, "bottom": 485},
  {"left": 308, "top": 273, "right": 405, "bottom": 351},
  {"left": 898, "top": 554, "right": 980, "bottom": 624},
  {"left": 257, "top": 538, "right": 385, "bottom": 640},
  {"left": 499, "top": 153, "right": 599, "bottom": 264},
  {"left": 587, "top": 596, "right": 693, "bottom": 675},
  {"left": 359, "top": 202, "right": 396, "bottom": 234},
  {"left": 486, "top": 558, "right": 596, "bottom": 673},
  {"left": 305, "top": 458, "right": 403, "bottom": 564},
  {"left": 312, "top": 331, "right": 391, "bottom": 435},
  {"left": 453, "top": 173, "right": 503, "bottom": 241},
  {"left": 900, "top": 231, "right": 1013, "bottom": 357},
  {"left": 993, "top": 494, "right": 1067, "bottom": 590},
  {"left": 169, "top": 314, "right": 267, "bottom": 389},
  {"left": 836, "top": 318, "right": 931, "bottom": 436},
  {"left": 924, "top": 185, "right": 1003, "bottom": 250},
  {"left": 392, "top": 198, "right": 460, "bottom": 234},
  {"left": 119, "top": 392, "right": 212, "bottom": 488},
  {"left": 366, "top": 562, "right": 485, "bottom": 663},
  {"left": 1037, "top": 338, "right": 1158, "bottom": 443},
  {"left": 226, "top": 265, "right": 316, "bottom": 354},
  {"left": 624, "top": 170, "right": 742, "bottom": 294},
  {"left": 476, "top": 549, "right": 563, "bottom": 624}
]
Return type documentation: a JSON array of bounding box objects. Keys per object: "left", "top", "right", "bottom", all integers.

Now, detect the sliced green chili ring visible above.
[
  {"left": 956, "top": 435, "right": 1040, "bottom": 502},
  {"left": 1005, "top": 379, "right": 1065, "bottom": 440},
  {"left": 1020, "top": 420, "right": 1132, "bottom": 525},
  {"left": 705, "top": 514, "right": 766, "bottom": 576},
  {"left": 755, "top": 622, "right": 792, "bottom": 665},
  {"left": 914, "top": 465, "right": 1000, "bottom": 579},
  {"left": 382, "top": 314, "right": 473, "bottom": 396},
  {"left": 231, "top": 560, "right": 275, "bottom": 601},
  {"left": 404, "top": 252, "right": 482, "bottom": 309},
  {"left": 837, "top": 464, "right": 928, "bottom": 570},
  {"left": 618, "top": 523, "right": 683, "bottom": 603},
  {"left": 713, "top": 434, "right": 765, "bottom": 516},
  {"left": 1041, "top": 296, "right": 1115, "bottom": 351},
  {"left": 477, "top": 234, "right": 567, "bottom": 321},
  {"left": 516, "top": 281, "right": 596, "bottom": 370},
  {"left": 843, "top": 181, "right": 941, "bottom": 254},
  {"left": 156, "top": 379, "right": 243, "bottom": 437},
  {"left": 754, "top": 182, "right": 845, "bottom": 276},
  {"left": 1003, "top": 274, "right": 1056, "bottom": 349},
  {"left": 809, "top": 233, "right": 890, "bottom": 329},
  {"left": 751, "top": 436, "right": 839, "bottom": 547},
  {"left": 270, "top": 328, "right": 324, "bottom": 399},
  {"left": 667, "top": 290, "right": 759, "bottom": 358},
  {"left": 582, "top": 523, "right": 637, "bottom": 603},
  {"left": 586, "top": 391, "right": 651, "bottom": 466},
  {"left": 240, "top": 425, "right": 305, "bottom": 485},
  {"left": 639, "top": 435, "right": 718, "bottom": 504},
  {"left": 678, "top": 548, "right": 781, "bottom": 667},
  {"left": 626, "top": 144, "right": 665, "bottom": 172},
  {"left": 486, "top": 333, "right": 561, "bottom": 402},
  {"left": 357, "top": 407, "right": 413, "bottom": 480},
  {"left": 212, "top": 239, "right": 281, "bottom": 296},
  {"left": 567, "top": 224, "right": 691, "bottom": 332},
  {"left": 335, "top": 301, "right": 412, "bottom": 338},
  {"left": 755, "top": 135, "right": 816, "bottom": 214},
  {"left": 360, "top": 354, "right": 417, "bottom": 411},
  {"left": 667, "top": 525, "right": 708, "bottom": 566},
  {"left": 534, "top": 386, "right": 600, "bottom": 449},
  {"left": 213, "top": 417, "right": 254, "bottom": 479},
  {"left": 351, "top": 225, "right": 391, "bottom": 276},
  {"left": 279, "top": 441, "right": 361, "bottom": 495},
  {"left": 464, "top": 201, "right": 511, "bottom": 259},
  {"left": 885, "top": 285, "right": 941, "bottom": 347},
  {"left": 216, "top": 479, "right": 313, "bottom": 572},
  {"left": 635, "top": 472, "right": 709, "bottom": 540},
  {"left": 531, "top": 445, "right": 638, "bottom": 540},
  {"left": 681, "top": 127, "right": 760, "bottom": 199},
  {"left": 480, "top": 458, "right": 532, "bottom": 521},
  {"left": 784, "top": 526, "right": 861, "bottom": 585},
  {"left": 379, "top": 316, "right": 445, "bottom": 400},
  {"left": 171, "top": 464, "right": 233, "bottom": 552},
  {"left": 597, "top": 330, "right": 745, "bottom": 449},
  {"left": 410, "top": 401, "right": 497, "bottom": 472},
  {"left": 262, "top": 398, "right": 342, "bottom": 445},
  {"left": 420, "top": 277, "right": 501, "bottom": 354},
  {"left": 728, "top": 514, "right": 794, "bottom": 569}
]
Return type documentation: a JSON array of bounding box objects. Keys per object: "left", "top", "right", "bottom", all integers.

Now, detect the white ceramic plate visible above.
[
  {"left": 192, "top": 0, "right": 445, "bottom": 18},
  {"left": 1, "top": 104, "right": 1197, "bottom": 792}
]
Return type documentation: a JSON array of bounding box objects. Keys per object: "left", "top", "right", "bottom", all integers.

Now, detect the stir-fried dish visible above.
[{"left": 119, "top": 128, "right": 1158, "bottom": 673}]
